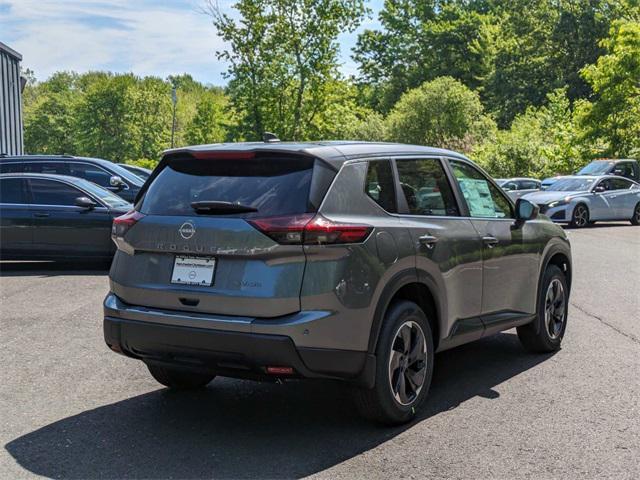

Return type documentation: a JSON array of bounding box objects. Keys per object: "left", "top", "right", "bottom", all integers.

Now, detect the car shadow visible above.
[
  {"left": 0, "top": 260, "right": 110, "bottom": 277},
  {"left": 5, "top": 332, "right": 555, "bottom": 479}
]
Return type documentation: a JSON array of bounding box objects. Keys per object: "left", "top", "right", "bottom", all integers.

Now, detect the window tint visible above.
[
  {"left": 141, "top": 156, "right": 316, "bottom": 217},
  {"left": 69, "top": 163, "right": 113, "bottom": 187},
  {"left": 450, "top": 160, "right": 513, "bottom": 218},
  {"left": 611, "top": 177, "right": 633, "bottom": 190},
  {"left": 614, "top": 162, "right": 634, "bottom": 179},
  {"left": 396, "top": 158, "right": 459, "bottom": 216},
  {"left": 365, "top": 160, "right": 397, "bottom": 213},
  {"left": 503, "top": 182, "right": 518, "bottom": 191},
  {"left": 0, "top": 178, "right": 27, "bottom": 204},
  {"left": 521, "top": 180, "right": 540, "bottom": 190},
  {"left": 0, "top": 163, "right": 24, "bottom": 174},
  {"left": 29, "top": 179, "right": 83, "bottom": 206},
  {"left": 29, "top": 162, "right": 70, "bottom": 175}
]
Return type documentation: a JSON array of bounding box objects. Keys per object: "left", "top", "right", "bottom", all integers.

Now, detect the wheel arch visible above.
[
  {"left": 368, "top": 269, "right": 443, "bottom": 354},
  {"left": 534, "top": 243, "right": 572, "bottom": 334}
]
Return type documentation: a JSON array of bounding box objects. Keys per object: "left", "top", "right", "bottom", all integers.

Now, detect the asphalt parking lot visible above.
[{"left": 1, "top": 223, "right": 638, "bottom": 479}]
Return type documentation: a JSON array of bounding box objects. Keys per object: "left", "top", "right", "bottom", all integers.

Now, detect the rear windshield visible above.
[{"left": 140, "top": 156, "right": 317, "bottom": 217}]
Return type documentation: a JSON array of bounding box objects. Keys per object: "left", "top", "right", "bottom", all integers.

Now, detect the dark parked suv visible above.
[
  {"left": 104, "top": 142, "right": 572, "bottom": 424},
  {"left": 0, "top": 155, "right": 144, "bottom": 202}
]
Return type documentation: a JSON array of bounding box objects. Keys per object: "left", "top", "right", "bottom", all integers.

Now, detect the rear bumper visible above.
[{"left": 103, "top": 293, "right": 374, "bottom": 385}]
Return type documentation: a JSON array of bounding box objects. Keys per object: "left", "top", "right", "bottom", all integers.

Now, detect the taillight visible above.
[
  {"left": 248, "top": 214, "right": 372, "bottom": 245},
  {"left": 111, "top": 210, "right": 145, "bottom": 254}
]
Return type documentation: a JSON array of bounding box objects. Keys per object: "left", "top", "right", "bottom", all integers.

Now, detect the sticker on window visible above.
[{"left": 458, "top": 179, "right": 503, "bottom": 218}]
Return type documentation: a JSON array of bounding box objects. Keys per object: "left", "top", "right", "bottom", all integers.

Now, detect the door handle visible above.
[
  {"left": 33, "top": 212, "right": 50, "bottom": 218},
  {"left": 418, "top": 235, "right": 439, "bottom": 249},
  {"left": 482, "top": 236, "right": 499, "bottom": 248}
]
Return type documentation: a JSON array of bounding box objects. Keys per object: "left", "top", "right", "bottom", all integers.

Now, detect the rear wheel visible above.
[
  {"left": 631, "top": 203, "right": 640, "bottom": 225},
  {"left": 147, "top": 365, "right": 215, "bottom": 389},
  {"left": 570, "top": 204, "right": 589, "bottom": 228},
  {"left": 354, "top": 300, "right": 434, "bottom": 425},
  {"left": 517, "top": 265, "right": 568, "bottom": 353}
]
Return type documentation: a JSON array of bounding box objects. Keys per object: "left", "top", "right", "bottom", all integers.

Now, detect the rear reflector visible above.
[
  {"left": 266, "top": 366, "right": 294, "bottom": 375},
  {"left": 248, "top": 214, "right": 372, "bottom": 245}
]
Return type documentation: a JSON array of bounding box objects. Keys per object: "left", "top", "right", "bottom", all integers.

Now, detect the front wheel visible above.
[
  {"left": 570, "top": 204, "right": 589, "bottom": 228},
  {"left": 517, "top": 265, "right": 569, "bottom": 353},
  {"left": 631, "top": 203, "right": 640, "bottom": 226},
  {"left": 147, "top": 365, "right": 215, "bottom": 390},
  {"left": 353, "top": 300, "right": 434, "bottom": 425}
]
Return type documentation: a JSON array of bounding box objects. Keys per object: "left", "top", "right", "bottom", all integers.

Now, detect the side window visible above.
[
  {"left": 450, "top": 160, "right": 513, "bottom": 219},
  {"left": 503, "top": 181, "right": 518, "bottom": 191},
  {"left": 598, "top": 179, "right": 613, "bottom": 191},
  {"left": 29, "top": 162, "right": 70, "bottom": 175},
  {"left": 0, "top": 163, "right": 24, "bottom": 174},
  {"left": 611, "top": 178, "right": 633, "bottom": 190},
  {"left": 522, "top": 180, "right": 539, "bottom": 190},
  {"left": 29, "top": 179, "right": 83, "bottom": 206},
  {"left": 0, "top": 178, "right": 28, "bottom": 204},
  {"left": 69, "top": 163, "right": 113, "bottom": 188},
  {"left": 365, "top": 160, "right": 397, "bottom": 213},
  {"left": 615, "top": 162, "right": 633, "bottom": 179},
  {"left": 396, "top": 158, "right": 459, "bottom": 216}
]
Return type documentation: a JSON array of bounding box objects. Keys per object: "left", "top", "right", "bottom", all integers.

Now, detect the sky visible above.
[{"left": 0, "top": 0, "right": 383, "bottom": 85}]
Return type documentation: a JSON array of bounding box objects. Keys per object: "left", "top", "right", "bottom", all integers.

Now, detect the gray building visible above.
[{"left": 0, "top": 42, "right": 24, "bottom": 155}]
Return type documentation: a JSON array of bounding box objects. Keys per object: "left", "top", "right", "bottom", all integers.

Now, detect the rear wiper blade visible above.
[{"left": 190, "top": 201, "right": 258, "bottom": 214}]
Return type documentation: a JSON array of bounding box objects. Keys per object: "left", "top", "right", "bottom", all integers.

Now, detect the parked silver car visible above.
[
  {"left": 496, "top": 178, "right": 541, "bottom": 201},
  {"left": 523, "top": 175, "right": 640, "bottom": 227}
]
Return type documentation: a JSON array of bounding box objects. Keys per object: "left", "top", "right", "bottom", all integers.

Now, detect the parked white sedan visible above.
[{"left": 523, "top": 175, "right": 640, "bottom": 227}]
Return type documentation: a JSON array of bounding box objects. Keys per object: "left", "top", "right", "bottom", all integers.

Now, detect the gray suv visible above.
[{"left": 104, "top": 142, "right": 572, "bottom": 424}]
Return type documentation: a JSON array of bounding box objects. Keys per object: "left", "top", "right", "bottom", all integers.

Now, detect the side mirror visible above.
[
  {"left": 594, "top": 185, "right": 606, "bottom": 193},
  {"left": 109, "top": 175, "right": 125, "bottom": 189},
  {"left": 515, "top": 198, "right": 538, "bottom": 222},
  {"left": 75, "top": 196, "right": 97, "bottom": 209}
]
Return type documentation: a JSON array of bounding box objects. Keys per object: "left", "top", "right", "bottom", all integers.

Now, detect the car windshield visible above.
[
  {"left": 547, "top": 178, "right": 596, "bottom": 192},
  {"left": 76, "top": 178, "right": 131, "bottom": 208},
  {"left": 577, "top": 161, "right": 613, "bottom": 175}
]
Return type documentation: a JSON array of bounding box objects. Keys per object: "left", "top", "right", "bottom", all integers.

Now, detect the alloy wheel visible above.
[
  {"left": 634, "top": 205, "right": 640, "bottom": 223},
  {"left": 388, "top": 321, "right": 428, "bottom": 406},
  {"left": 545, "top": 279, "right": 566, "bottom": 340},
  {"left": 573, "top": 205, "right": 588, "bottom": 227}
]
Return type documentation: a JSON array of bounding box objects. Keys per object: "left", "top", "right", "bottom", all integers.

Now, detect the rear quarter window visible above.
[{"left": 140, "top": 155, "right": 325, "bottom": 217}]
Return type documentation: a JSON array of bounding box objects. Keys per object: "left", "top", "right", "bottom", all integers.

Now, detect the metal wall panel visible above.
[{"left": 0, "top": 44, "right": 24, "bottom": 155}]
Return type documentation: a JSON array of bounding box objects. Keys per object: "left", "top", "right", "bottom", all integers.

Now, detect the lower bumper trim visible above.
[{"left": 104, "top": 316, "right": 374, "bottom": 384}]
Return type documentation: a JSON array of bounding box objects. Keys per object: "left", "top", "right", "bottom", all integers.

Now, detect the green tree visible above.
[
  {"left": 386, "top": 77, "right": 495, "bottom": 153},
  {"left": 184, "top": 93, "right": 228, "bottom": 145},
  {"left": 208, "top": 0, "right": 366, "bottom": 140},
  {"left": 472, "top": 89, "right": 583, "bottom": 178},
  {"left": 576, "top": 20, "right": 640, "bottom": 158},
  {"left": 23, "top": 72, "right": 79, "bottom": 155}
]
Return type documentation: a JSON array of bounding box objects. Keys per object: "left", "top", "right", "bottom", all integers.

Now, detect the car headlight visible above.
[{"left": 548, "top": 197, "right": 571, "bottom": 208}]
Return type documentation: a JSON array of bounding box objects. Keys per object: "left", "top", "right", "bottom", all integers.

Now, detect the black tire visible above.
[
  {"left": 517, "top": 265, "right": 568, "bottom": 353},
  {"left": 354, "top": 300, "right": 434, "bottom": 425},
  {"left": 570, "top": 203, "right": 589, "bottom": 228},
  {"left": 631, "top": 203, "right": 640, "bottom": 226},
  {"left": 147, "top": 365, "right": 215, "bottom": 389}
]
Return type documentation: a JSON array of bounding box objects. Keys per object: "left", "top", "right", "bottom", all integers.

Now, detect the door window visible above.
[
  {"left": 0, "top": 178, "right": 28, "bottom": 204},
  {"left": 69, "top": 163, "right": 113, "bottom": 188},
  {"left": 365, "top": 160, "right": 397, "bottom": 213},
  {"left": 521, "top": 180, "right": 540, "bottom": 190},
  {"left": 28, "top": 162, "right": 70, "bottom": 175},
  {"left": 611, "top": 178, "right": 634, "bottom": 190},
  {"left": 450, "top": 160, "right": 513, "bottom": 218},
  {"left": 396, "top": 158, "right": 459, "bottom": 216},
  {"left": 614, "top": 162, "right": 634, "bottom": 179},
  {"left": 29, "top": 179, "right": 84, "bottom": 206},
  {"left": 0, "top": 163, "right": 24, "bottom": 174}
]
